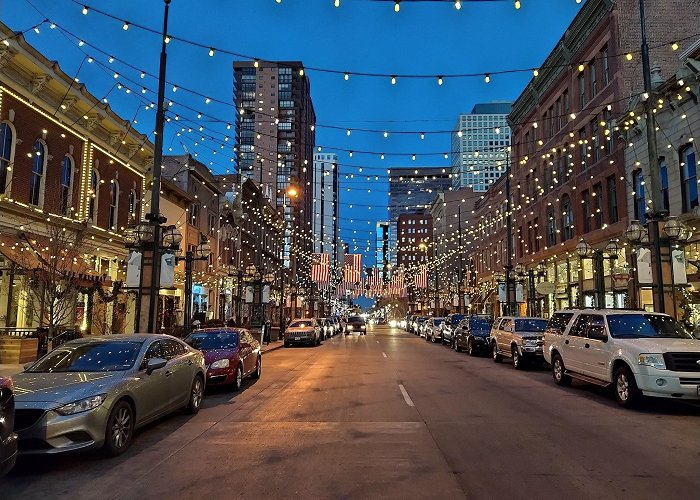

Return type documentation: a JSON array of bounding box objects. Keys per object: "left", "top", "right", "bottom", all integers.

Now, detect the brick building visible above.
[{"left": 0, "top": 23, "right": 152, "bottom": 335}]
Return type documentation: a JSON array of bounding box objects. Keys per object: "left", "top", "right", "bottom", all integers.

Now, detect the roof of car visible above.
[
  {"left": 496, "top": 316, "right": 548, "bottom": 320},
  {"left": 67, "top": 333, "right": 175, "bottom": 343},
  {"left": 552, "top": 308, "right": 666, "bottom": 316}
]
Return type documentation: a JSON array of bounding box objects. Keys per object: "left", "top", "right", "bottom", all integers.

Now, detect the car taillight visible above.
[{"left": 0, "top": 376, "right": 12, "bottom": 390}]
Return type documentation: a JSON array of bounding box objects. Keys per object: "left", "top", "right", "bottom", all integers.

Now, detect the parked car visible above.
[
  {"left": 345, "top": 316, "right": 367, "bottom": 335},
  {"left": 284, "top": 319, "right": 321, "bottom": 347},
  {"left": 322, "top": 318, "right": 335, "bottom": 339},
  {"left": 490, "top": 317, "right": 549, "bottom": 369},
  {"left": 330, "top": 317, "right": 341, "bottom": 335},
  {"left": 425, "top": 317, "right": 445, "bottom": 343},
  {"left": 441, "top": 313, "right": 466, "bottom": 346},
  {"left": 406, "top": 315, "right": 417, "bottom": 333},
  {"left": 0, "top": 376, "right": 17, "bottom": 476},
  {"left": 544, "top": 309, "right": 700, "bottom": 407},
  {"left": 13, "top": 334, "right": 206, "bottom": 456},
  {"left": 185, "top": 328, "right": 261, "bottom": 390},
  {"left": 414, "top": 317, "right": 430, "bottom": 336},
  {"left": 453, "top": 316, "right": 494, "bottom": 356}
]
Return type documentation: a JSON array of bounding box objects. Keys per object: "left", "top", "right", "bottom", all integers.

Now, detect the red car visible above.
[{"left": 185, "top": 328, "right": 261, "bottom": 390}]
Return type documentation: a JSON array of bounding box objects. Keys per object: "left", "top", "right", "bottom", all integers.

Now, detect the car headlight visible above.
[
  {"left": 360, "top": 325, "right": 366, "bottom": 329},
  {"left": 347, "top": 325, "right": 353, "bottom": 330},
  {"left": 55, "top": 394, "right": 107, "bottom": 416},
  {"left": 639, "top": 353, "right": 666, "bottom": 370},
  {"left": 210, "top": 358, "right": 230, "bottom": 369}
]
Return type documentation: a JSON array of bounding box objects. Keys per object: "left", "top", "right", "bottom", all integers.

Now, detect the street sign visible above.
[{"left": 535, "top": 282, "right": 556, "bottom": 295}]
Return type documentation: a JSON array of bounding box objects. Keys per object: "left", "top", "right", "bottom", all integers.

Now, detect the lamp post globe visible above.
[
  {"left": 576, "top": 238, "right": 591, "bottom": 257},
  {"left": 135, "top": 222, "right": 154, "bottom": 244},
  {"left": 663, "top": 216, "right": 682, "bottom": 240},
  {"left": 123, "top": 227, "right": 138, "bottom": 246},
  {"left": 196, "top": 241, "right": 211, "bottom": 259},
  {"left": 604, "top": 239, "right": 620, "bottom": 257},
  {"left": 625, "top": 220, "right": 644, "bottom": 243}
]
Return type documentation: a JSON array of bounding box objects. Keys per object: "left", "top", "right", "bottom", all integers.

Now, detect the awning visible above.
[{"left": 0, "top": 234, "right": 42, "bottom": 270}]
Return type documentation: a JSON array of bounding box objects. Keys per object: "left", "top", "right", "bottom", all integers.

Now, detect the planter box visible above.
[{"left": 0, "top": 337, "right": 39, "bottom": 364}]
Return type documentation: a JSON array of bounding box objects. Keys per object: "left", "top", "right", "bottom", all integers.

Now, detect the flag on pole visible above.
[
  {"left": 414, "top": 266, "right": 428, "bottom": 289},
  {"left": 343, "top": 254, "right": 362, "bottom": 285},
  {"left": 311, "top": 252, "right": 330, "bottom": 289}
]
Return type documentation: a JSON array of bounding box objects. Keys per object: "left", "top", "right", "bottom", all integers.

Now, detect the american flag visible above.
[
  {"left": 343, "top": 254, "right": 362, "bottom": 285},
  {"left": 414, "top": 266, "right": 428, "bottom": 289},
  {"left": 365, "top": 267, "right": 382, "bottom": 297},
  {"left": 311, "top": 253, "right": 330, "bottom": 289}
]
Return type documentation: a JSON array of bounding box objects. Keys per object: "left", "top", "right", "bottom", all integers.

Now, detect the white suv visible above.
[{"left": 544, "top": 309, "right": 700, "bottom": 407}]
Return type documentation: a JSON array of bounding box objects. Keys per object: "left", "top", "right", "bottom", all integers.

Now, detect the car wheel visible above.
[
  {"left": 232, "top": 364, "right": 243, "bottom": 391},
  {"left": 552, "top": 354, "right": 571, "bottom": 386},
  {"left": 252, "top": 356, "right": 262, "bottom": 379},
  {"left": 186, "top": 375, "right": 204, "bottom": 413},
  {"left": 468, "top": 338, "right": 478, "bottom": 357},
  {"left": 614, "top": 365, "right": 641, "bottom": 407},
  {"left": 512, "top": 346, "right": 524, "bottom": 370},
  {"left": 104, "top": 400, "right": 134, "bottom": 456},
  {"left": 492, "top": 342, "right": 503, "bottom": 363}
]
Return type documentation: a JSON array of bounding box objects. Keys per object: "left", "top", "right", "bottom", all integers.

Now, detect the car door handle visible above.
[
  {"left": 584, "top": 343, "right": 590, "bottom": 348},
  {"left": 564, "top": 339, "right": 569, "bottom": 345},
  {"left": 165, "top": 370, "right": 173, "bottom": 377}
]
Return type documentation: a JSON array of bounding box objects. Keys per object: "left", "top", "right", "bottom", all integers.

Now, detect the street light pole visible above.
[
  {"left": 143, "top": 0, "right": 171, "bottom": 333},
  {"left": 457, "top": 205, "right": 464, "bottom": 314},
  {"left": 504, "top": 147, "right": 516, "bottom": 316},
  {"left": 638, "top": 0, "right": 665, "bottom": 313}
]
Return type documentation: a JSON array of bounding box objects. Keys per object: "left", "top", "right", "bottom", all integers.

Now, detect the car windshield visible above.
[
  {"left": 290, "top": 320, "right": 313, "bottom": 328},
  {"left": 348, "top": 316, "right": 365, "bottom": 323},
  {"left": 515, "top": 319, "right": 548, "bottom": 332},
  {"left": 451, "top": 314, "right": 465, "bottom": 325},
  {"left": 27, "top": 341, "right": 142, "bottom": 373},
  {"left": 607, "top": 314, "right": 695, "bottom": 339},
  {"left": 185, "top": 332, "right": 239, "bottom": 350}
]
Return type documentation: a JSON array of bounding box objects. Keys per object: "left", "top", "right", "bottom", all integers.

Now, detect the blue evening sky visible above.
[{"left": 3, "top": 0, "right": 582, "bottom": 269}]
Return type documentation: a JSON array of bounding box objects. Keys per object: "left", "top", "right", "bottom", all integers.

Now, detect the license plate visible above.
[{"left": 294, "top": 337, "right": 300, "bottom": 340}]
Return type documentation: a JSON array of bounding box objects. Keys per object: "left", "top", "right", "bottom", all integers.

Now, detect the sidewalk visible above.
[{"left": 260, "top": 340, "right": 284, "bottom": 353}]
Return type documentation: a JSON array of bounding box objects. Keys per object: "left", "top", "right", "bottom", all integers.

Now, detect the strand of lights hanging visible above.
[
  {"left": 65, "top": 0, "right": 692, "bottom": 88},
  {"left": 46, "top": 19, "right": 697, "bottom": 148}
]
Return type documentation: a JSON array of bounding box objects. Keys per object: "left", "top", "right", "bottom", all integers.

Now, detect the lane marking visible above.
[
  {"left": 382, "top": 352, "right": 387, "bottom": 358},
  {"left": 398, "top": 384, "right": 415, "bottom": 407}
]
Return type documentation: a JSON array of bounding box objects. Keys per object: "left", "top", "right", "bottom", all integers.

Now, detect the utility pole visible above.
[
  {"left": 638, "top": 0, "right": 665, "bottom": 313},
  {"left": 141, "top": 0, "right": 171, "bottom": 333},
  {"left": 457, "top": 205, "right": 463, "bottom": 314}
]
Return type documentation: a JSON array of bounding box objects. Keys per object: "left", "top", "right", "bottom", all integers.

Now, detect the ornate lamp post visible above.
[
  {"left": 516, "top": 262, "right": 547, "bottom": 317},
  {"left": 576, "top": 238, "right": 619, "bottom": 309},
  {"left": 178, "top": 234, "right": 210, "bottom": 336}
]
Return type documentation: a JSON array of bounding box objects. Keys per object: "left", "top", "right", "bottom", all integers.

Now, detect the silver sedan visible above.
[{"left": 12, "top": 334, "right": 206, "bottom": 456}]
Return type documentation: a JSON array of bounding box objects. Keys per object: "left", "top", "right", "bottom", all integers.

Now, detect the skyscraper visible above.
[
  {"left": 451, "top": 102, "right": 512, "bottom": 191},
  {"left": 388, "top": 167, "right": 451, "bottom": 265},
  {"left": 233, "top": 61, "right": 316, "bottom": 270},
  {"left": 312, "top": 153, "right": 339, "bottom": 264},
  {"left": 375, "top": 221, "right": 390, "bottom": 279}
]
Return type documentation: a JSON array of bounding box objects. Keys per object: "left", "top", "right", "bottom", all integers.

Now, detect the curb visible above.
[{"left": 261, "top": 342, "right": 285, "bottom": 354}]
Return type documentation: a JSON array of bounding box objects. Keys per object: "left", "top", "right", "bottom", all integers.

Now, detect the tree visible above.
[{"left": 10, "top": 219, "right": 97, "bottom": 341}]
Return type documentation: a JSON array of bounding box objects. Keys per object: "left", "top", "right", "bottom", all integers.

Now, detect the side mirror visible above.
[{"left": 146, "top": 357, "right": 168, "bottom": 375}]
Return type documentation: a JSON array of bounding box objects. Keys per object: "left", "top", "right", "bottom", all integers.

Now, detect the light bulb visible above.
[
  {"left": 671, "top": 42, "right": 679, "bottom": 51},
  {"left": 344, "top": 72, "right": 349, "bottom": 80},
  {"left": 254, "top": 59, "right": 259, "bottom": 68},
  {"left": 334, "top": 0, "right": 340, "bottom": 6},
  {"left": 437, "top": 76, "right": 443, "bottom": 85},
  {"left": 164, "top": 35, "right": 171, "bottom": 43},
  {"left": 82, "top": 5, "right": 88, "bottom": 15},
  {"left": 484, "top": 73, "right": 491, "bottom": 83},
  {"left": 625, "top": 53, "right": 633, "bottom": 61},
  {"left": 299, "top": 68, "right": 305, "bottom": 76},
  {"left": 122, "top": 21, "right": 129, "bottom": 30},
  {"left": 394, "top": 1, "right": 400, "bottom": 13},
  {"left": 514, "top": 0, "right": 521, "bottom": 9},
  {"left": 420, "top": 133, "right": 425, "bottom": 140},
  {"left": 454, "top": 0, "right": 461, "bottom": 10},
  {"left": 208, "top": 48, "right": 215, "bottom": 57},
  {"left": 384, "top": 131, "right": 389, "bottom": 138},
  {"left": 346, "top": 129, "right": 351, "bottom": 136},
  {"left": 391, "top": 75, "right": 397, "bottom": 85},
  {"left": 533, "top": 69, "right": 539, "bottom": 77},
  {"left": 380, "top": 154, "right": 385, "bottom": 160}
]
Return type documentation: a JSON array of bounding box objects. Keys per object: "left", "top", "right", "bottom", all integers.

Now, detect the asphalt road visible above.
[{"left": 3, "top": 326, "right": 700, "bottom": 499}]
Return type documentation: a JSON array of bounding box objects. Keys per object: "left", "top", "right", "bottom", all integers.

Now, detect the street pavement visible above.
[{"left": 3, "top": 326, "right": 699, "bottom": 499}]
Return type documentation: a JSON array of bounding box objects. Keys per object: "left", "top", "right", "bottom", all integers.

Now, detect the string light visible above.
[
  {"left": 82, "top": 5, "right": 89, "bottom": 14},
  {"left": 671, "top": 41, "right": 679, "bottom": 51},
  {"left": 484, "top": 73, "right": 491, "bottom": 83},
  {"left": 394, "top": 1, "right": 400, "bottom": 13},
  {"left": 208, "top": 47, "right": 215, "bottom": 57},
  {"left": 164, "top": 35, "right": 171, "bottom": 44},
  {"left": 122, "top": 21, "right": 129, "bottom": 31},
  {"left": 625, "top": 53, "right": 633, "bottom": 60},
  {"left": 299, "top": 68, "right": 305, "bottom": 76},
  {"left": 437, "top": 76, "right": 443, "bottom": 86},
  {"left": 514, "top": 0, "right": 521, "bottom": 9},
  {"left": 334, "top": 0, "right": 340, "bottom": 7},
  {"left": 533, "top": 69, "right": 539, "bottom": 77},
  {"left": 454, "top": 1, "right": 461, "bottom": 10},
  {"left": 391, "top": 75, "right": 397, "bottom": 85}
]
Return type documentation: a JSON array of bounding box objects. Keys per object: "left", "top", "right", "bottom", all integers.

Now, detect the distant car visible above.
[
  {"left": 425, "top": 317, "right": 445, "bottom": 343},
  {"left": 186, "top": 328, "right": 261, "bottom": 390},
  {"left": 418, "top": 317, "right": 432, "bottom": 338},
  {"left": 13, "top": 334, "right": 206, "bottom": 456},
  {"left": 414, "top": 317, "right": 429, "bottom": 336},
  {"left": 453, "top": 316, "right": 494, "bottom": 356},
  {"left": 345, "top": 316, "right": 367, "bottom": 335},
  {"left": 441, "top": 313, "right": 466, "bottom": 346},
  {"left": 490, "top": 317, "right": 548, "bottom": 369},
  {"left": 330, "top": 317, "right": 341, "bottom": 335},
  {"left": 0, "top": 376, "right": 17, "bottom": 476},
  {"left": 285, "top": 319, "right": 321, "bottom": 347}
]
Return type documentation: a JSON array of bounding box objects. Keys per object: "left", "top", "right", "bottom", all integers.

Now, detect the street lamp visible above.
[
  {"left": 576, "top": 238, "right": 619, "bottom": 309},
  {"left": 626, "top": 217, "right": 693, "bottom": 316},
  {"left": 516, "top": 262, "right": 547, "bottom": 317},
  {"left": 124, "top": 223, "right": 182, "bottom": 332},
  {"left": 175, "top": 234, "right": 211, "bottom": 336}
]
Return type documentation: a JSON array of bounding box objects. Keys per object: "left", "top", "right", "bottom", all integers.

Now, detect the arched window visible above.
[
  {"left": 60, "top": 155, "right": 74, "bottom": 216},
  {"left": 680, "top": 145, "right": 698, "bottom": 212},
  {"left": 128, "top": 189, "right": 137, "bottom": 221},
  {"left": 0, "top": 122, "right": 15, "bottom": 194},
  {"left": 633, "top": 169, "right": 646, "bottom": 223},
  {"left": 108, "top": 180, "right": 119, "bottom": 230},
  {"left": 29, "top": 140, "right": 47, "bottom": 207},
  {"left": 561, "top": 195, "right": 573, "bottom": 241},
  {"left": 88, "top": 170, "right": 100, "bottom": 223}
]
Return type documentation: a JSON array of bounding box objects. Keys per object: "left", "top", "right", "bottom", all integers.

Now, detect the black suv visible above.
[{"left": 453, "top": 315, "right": 494, "bottom": 356}]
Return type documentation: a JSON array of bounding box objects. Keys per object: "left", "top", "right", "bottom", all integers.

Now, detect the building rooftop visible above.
[{"left": 469, "top": 102, "right": 513, "bottom": 115}]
